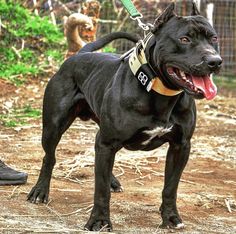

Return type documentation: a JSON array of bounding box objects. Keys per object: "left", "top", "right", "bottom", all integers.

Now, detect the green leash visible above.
[
  {"left": 120, "top": 0, "right": 153, "bottom": 31},
  {"left": 120, "top": 0, "right": 141, "bottom": 18}
]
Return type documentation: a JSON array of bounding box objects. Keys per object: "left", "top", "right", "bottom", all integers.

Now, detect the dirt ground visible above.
[{"left": 0, "top": 78, "right": 235, "bottom": 234}]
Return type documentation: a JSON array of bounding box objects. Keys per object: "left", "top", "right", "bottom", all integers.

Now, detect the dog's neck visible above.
[{"left": 128, "top": 33, "right": 183, "bottom": 96}]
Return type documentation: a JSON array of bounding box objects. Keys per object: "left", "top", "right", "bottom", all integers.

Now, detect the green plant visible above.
[
  {"left": 0, "top": 0, "right": 65, "bottom": 83},
  {"left": 0, "top": 1, "right": 63, "bottom": 43}
]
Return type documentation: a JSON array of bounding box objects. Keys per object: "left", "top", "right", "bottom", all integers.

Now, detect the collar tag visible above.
[{"left": 136, "top": 64, "right": 156, "bottom": 92}]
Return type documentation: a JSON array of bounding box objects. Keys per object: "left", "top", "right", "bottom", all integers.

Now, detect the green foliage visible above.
[
  {"left": 0, "top": 63, "right": 38, "bottom": 85},
  {"left": 0, "top": 105, "right": 42, "bottom": 127},
  {"left": 0, "top": 1, "right": 63, "bottom": 43},
  {"left": 102, "top": 46, "right": 116, "bottom": 53},
  {"left": 20, "top": 49, "right": 36, "bottom": 63},
  {"left": 45, "top": 49, "right": 62, "bottom": 63},
  {"left": 214, "top": 76, "right": 236, "bottom": 90},
  {"left": 0, "top": 0, "right": 65, "bottom": 83}
]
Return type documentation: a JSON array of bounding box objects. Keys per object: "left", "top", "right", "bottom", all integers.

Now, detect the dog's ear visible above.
[
  {"left": 191, "top": 2, "right": 200, "bottom": 15},
  {"left": 152, "top": 2, "right": 176, "bottom": 33}
]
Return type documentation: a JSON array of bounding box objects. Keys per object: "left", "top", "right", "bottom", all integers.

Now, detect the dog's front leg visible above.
[
  {"left": 160, "top": 141, "right": 190, "bottom": 229},
  {"left": 85, "top": 131, "right": 120, "bottom": 232}
]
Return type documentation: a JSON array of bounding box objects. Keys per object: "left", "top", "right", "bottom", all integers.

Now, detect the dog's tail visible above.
[{"left": 79, "top": 32, "right": 139, "bottom": 53}]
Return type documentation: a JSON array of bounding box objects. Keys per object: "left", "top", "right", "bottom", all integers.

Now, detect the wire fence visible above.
[{"left": 97, "top": 0, "right": 236, "bottom": 77}]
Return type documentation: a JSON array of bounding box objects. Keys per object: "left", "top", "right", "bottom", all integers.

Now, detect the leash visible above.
[{"left": 120, "top": 0, "right": 153, "bottom": 31}]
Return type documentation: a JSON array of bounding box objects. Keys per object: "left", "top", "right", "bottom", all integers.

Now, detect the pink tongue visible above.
[{"left": 191, "top": 75, "right": 217, "bottom": 100}]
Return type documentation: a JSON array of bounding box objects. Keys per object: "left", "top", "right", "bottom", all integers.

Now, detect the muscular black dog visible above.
[{"left": 28, "top": 3, "right": 222, "bottom": 231}]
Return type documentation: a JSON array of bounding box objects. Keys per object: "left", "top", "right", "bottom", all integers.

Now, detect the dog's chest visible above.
[
  {"left": 141, "top": 125, "right": 173, "bottom": 145},
  {"left": 124, "top": 125, "right": 173, "bottom": 150}
]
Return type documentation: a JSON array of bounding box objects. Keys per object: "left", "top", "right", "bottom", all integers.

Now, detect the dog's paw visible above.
[
  {"left": 159, "top": 204, "right": 184, "bottom": 229},
  {"left": 111, "top": 175, "right": 123, "bottom": 193},
  {"left": 27, "top": 185, "right": 49, "bottom": 204},
  {"left": 84, "top": 219, "right": 113, "bottom": 232},
  {"left": 110, "top": 186, "right": 124, "bottom": 193},
  {"left": 159, "top": 215, "right": 184, "bottom": 229}
]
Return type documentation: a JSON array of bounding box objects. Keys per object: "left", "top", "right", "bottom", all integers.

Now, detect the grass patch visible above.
[
  {"left": 0, "top": 105, "right": 42, "bottom": 127},
  {"left": 45, "top": 49, "right": 63, "bottom": 63}
]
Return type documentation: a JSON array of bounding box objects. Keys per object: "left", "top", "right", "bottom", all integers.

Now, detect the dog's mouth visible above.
[{"left": 166, "top": 67, "right": 217, "bottom": 100}]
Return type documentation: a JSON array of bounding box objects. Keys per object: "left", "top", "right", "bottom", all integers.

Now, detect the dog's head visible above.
[{"left": 148, "top": 2, "right": 222, "bottom": 100}]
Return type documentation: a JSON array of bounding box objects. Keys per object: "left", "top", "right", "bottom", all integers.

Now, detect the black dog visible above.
[{"left": 28, "top": 3, "right": 222, "bottom": 231}]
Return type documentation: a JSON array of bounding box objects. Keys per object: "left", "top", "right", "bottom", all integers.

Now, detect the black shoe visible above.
[{"left": 0, "top": 160, "right": 28, "bottom": 185}]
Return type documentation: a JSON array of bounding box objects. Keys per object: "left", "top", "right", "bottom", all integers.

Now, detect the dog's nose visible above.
[{"left": 205, "top": 55, "right": 222, "bottom": 71}]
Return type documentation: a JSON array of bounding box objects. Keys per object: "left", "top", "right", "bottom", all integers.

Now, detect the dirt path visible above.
[{"left": 0, "top": 78, "right": 235, "bottom": 233}]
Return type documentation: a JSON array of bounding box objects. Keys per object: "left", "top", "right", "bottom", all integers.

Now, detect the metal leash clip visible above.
[
  {"left": 120, "top": 0, "right": 153, "bottom": 31},
  {"left": 130, "top": 14, "right": 153, "bottom": 31}
]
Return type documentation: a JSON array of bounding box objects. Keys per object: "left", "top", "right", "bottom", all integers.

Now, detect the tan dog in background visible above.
[{"left": 63, "top": 0, "right": 101, "bottom": 59}]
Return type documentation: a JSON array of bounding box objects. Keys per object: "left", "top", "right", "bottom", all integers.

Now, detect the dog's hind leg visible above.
[
  {"left": 111, "top": 174, "right": 123, "bottom": 192},
  {"left": 27, "top": 77, "right": 84, "bottom": 203}
]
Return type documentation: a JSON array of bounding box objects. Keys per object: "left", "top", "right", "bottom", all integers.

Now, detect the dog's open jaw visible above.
[{"left": 166, "top": 67, "right": 217, "bottom": 100}]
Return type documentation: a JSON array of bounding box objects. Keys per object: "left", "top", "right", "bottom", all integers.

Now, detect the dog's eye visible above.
[
  {"left": 179, "top": 37, "right": 191, "bottom": 44},
  {"left": 211, "top": 36, "right": 218, "bottom": 43}
]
